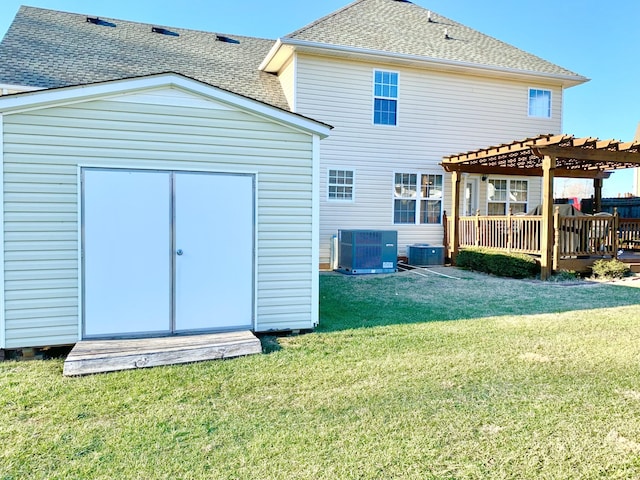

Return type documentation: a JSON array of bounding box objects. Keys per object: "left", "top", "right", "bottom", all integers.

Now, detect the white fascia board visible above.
[
  {"left": 272, "top": 38, "right": 590, "bottom": 88},
  {"left": 0, "top": 83, "right": 43, "bottom": 93},
  {"left": 0, "top": 73, "right": 331, "bottom": 138},
  {"left": 259, "top": 38, "right": 284, "bottom": 71}
]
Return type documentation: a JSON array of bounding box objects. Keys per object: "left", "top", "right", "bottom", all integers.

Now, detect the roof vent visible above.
[
  {"left": 216, "top": 35, "right": 240, "bottom": 44},
  {"left": 86, "top": 16, "right": 116, "bottom": 28},
  {"left": 427, "top": 10, "right": 434, "bottom": 22},
  {"left": 444, "top": 28, "right": 451, "bottom": 40},
  {"left": 152, "top": 26, "right": 179, "bottom": 37}
]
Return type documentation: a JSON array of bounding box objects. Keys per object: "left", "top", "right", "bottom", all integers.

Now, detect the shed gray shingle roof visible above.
[
  {"left": 286, "top": 0, "right": 585, "bottom": 80},
  {"left": 0, "top": 6, "right": 289, "bottom": 110}
]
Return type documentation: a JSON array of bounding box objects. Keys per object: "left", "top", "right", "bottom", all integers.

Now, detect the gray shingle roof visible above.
[
  {"left": 0, "top": 1, "right": 586, "bottom": 108},
  {"left": 0, "top": 6, "right": 289, "bottom": 110},
  {"left": 286, "top": 0, "right": 585, "bottom": 80}
]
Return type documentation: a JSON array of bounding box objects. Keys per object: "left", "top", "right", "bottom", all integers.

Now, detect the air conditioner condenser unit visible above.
[{"left": 337, "top": 230, "right": 397, "bottom": 275}]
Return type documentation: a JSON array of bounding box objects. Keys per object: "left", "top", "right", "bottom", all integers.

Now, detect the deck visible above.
[
  {"left": 449, "top": 211, "right": 640, "bottom": 274},
  {"left": 63, "top": 330, "right": 262, "bottom": 376}
]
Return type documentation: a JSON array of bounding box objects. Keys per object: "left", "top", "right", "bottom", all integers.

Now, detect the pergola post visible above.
[
  {"left": 593, "top": 178, "right": 603, "bottom": 213},
  {"left": 450, "top": 170, "right": 461, "bottom": 264},
  {"left": 540, "top": 155, "right": 556, "bottom": 280}
]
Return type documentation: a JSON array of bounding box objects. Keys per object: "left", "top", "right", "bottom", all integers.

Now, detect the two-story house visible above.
[
  {"left": 259, "top": 0, "right": 587, "bottom": 267},
  {"left": 0, "top": 0, "right": 587, "bottom": 349}
]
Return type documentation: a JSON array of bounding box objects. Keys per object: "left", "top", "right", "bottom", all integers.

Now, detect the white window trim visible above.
[
  {"left": 486, "top": 177, "right": 529, "bottom": 214},
  {"left": 527, "top": 87, "right": 552, "bottom": 119},
  {"left": 392, "top": 171, "right": 444, "bottom": 225},
  {"left": 372, "top": 69, "right": 400, "bottom": 127},
  {"left": 327, "top": 167, "right": 355, "bottom": 203}
]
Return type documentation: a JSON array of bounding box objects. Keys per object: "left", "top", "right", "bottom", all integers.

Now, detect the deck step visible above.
[
  {"left": 63, "top": 331, "right": 262, "bottom": 376},
  {"left": 626, "top": 263, "right": 640, "bottom": 273}
]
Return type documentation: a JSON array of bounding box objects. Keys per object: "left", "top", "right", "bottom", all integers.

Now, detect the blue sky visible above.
[{"left": 1, "top": 0, "right": 638, "bottom": 196}]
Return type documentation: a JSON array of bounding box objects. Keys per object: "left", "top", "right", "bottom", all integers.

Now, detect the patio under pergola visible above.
[{"left": 441, "top": 134, "right": 640, "bottom": 280}]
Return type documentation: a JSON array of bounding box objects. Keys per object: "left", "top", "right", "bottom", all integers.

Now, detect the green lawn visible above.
[{"left": 3, "top": 270, "right": 640, "bottom": 479}]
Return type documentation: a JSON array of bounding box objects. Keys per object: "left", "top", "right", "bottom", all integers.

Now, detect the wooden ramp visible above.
[{"left": 63, "top": 331, "right": 262, "bottom": 376}]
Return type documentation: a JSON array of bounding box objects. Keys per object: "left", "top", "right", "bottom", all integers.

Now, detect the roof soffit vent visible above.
[
  {"left": 86, "top": 16, "right": 116, "bottom": 28},
  {"left": 216, "top": 35, "right": 240, "bottom": 44},
  {"left": 152, "top": 26, "right": 179, "bottom": 37}
]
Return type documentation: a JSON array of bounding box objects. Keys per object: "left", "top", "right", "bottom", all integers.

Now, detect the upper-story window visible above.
[
  {"left": 528, "top": 88, "right": 551, "bottom": 118},
  {"left": 373, "top": 70, "right": 398, "bottom": 126}
]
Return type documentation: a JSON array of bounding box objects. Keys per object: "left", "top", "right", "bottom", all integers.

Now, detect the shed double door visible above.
[{"left": 82, "top": 169, "right": 254, "bottom": 338}]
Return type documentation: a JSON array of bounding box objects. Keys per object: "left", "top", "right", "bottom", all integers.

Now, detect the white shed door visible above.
[
  {"left": 83, "top": 170, "right": 172, "bottom": 337},
  {"left": 174, "top": 173, "right": 254, "bottom": 331},
  {"left": 82, "top": 169, "right": 254, "bottom": 338}
]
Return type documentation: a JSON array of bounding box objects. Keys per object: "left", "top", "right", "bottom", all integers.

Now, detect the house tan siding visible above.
[
  {"left": 2, "top": 89, "right": 315, "bottom": 347},
  {"left": 294, "top": 54, "right": 563, "bottom": 263},
  {"left": 278, "top": 57, "right": 296, "bottom": 111}
]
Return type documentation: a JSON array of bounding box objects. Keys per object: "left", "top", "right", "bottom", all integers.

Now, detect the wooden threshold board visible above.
[{"left": 63, "top": 330, "right": 262, "bottom": 376}]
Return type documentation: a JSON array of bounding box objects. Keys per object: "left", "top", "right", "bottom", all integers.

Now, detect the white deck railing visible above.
[
  {"left": 456, "top": 211, "right": 629, "bottom": 258},
  {"left": 458, "top": 213, "right": 542, "bottom": 255}
]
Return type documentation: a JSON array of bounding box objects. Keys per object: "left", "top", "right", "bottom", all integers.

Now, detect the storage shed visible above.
[{"left": 0, "top": 73, "right": 330, "bottom": 349}]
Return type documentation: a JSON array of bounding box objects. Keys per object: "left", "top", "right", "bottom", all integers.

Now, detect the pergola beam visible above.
[
  {"left": 441, "top": 164, "right": 610, "bottom": 179},
  {"left": 443, "top": 135, "right": 640, "bottom": 172},
  {"left": 535, "top": 145, "right": 640, "bottom": 166}
]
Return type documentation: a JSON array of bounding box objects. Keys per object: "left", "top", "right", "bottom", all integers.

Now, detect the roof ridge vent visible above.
[
  {"left": 216, "top": 35, "right": 240, "bottom": 44},
  {"left": 152, "top": 26, "right": 179, "bottom": 37},
  {"left": 86, "top": 16, "right": 116, "bottom": 28}
]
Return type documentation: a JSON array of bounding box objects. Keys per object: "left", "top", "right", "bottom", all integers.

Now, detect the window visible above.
[
  {"left": 488, "top": 179, "right": 528, "bottom": 215},
  {"left": 420, "top": 174, "right": 443, "bottom": 224},
  {"left": 394, "top": 173, "right": 416, "bottom": 223},
  {"left": 374, "top": 70, "right": 398, "bottom": 125},
  {"left": 528, "top": 88, "right": 551, "bottom": 118},
  {"left": 328, "top": 169, "right": 354, "bottom": 201},
  {"left": 393, "top": 173, "right": 443, "bottom": 224}
]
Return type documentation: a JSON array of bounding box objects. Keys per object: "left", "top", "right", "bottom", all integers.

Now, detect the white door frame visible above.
[
  {"left": 464, "top": 177, "right": 479, "bottom": 216},
  {"left": 80, "top": 167, "right": 256, "bottom": 339}
]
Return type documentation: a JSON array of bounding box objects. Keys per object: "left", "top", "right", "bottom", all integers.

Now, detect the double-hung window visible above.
[
  {"left": 528, "top": 88, "right": 551, "bottom": 118},
  {"left": 393, "top": 173, "right": 443, "bottom": 224},
  {"left": 328, "top": 169, "right": 354, "bottom": 201},
  {"left": 420, "top": 174, "right": 443, "bottom": 224},
  {"left": 488, "top": 179, "right": 528, "bottom": 215},
  {"left": 374, "top": 70, "right": 398, "bottom": 126}
]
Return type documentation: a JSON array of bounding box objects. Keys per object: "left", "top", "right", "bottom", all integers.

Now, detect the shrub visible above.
[
  {"left": 456, "top": 248, "right": 540, "bottom": 279},
  {"left": 548, "top": 270, "right": 581, "bottom": 282},
  {"left": 591, "top": 259, "right": 629, "bottom": 279}
]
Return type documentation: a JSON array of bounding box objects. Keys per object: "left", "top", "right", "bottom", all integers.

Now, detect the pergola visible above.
[{"left": 441, "top": 134, "right": 640, "bottom": 279}]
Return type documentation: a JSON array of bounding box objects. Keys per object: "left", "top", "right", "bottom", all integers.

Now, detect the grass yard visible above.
[{"left": 3, "top": 269, "right": 640, "bottom": 479}]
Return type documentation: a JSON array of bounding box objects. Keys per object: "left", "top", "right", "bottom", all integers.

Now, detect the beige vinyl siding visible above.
[
  {"left": 278, "top": 57, "right": 296, "bottom": 111},
  {"left": 2, "top": 90, "right": 315, "bottom": 347},
  {"left": 295, "top": 55, "right": 562, "bottom": 262}
]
